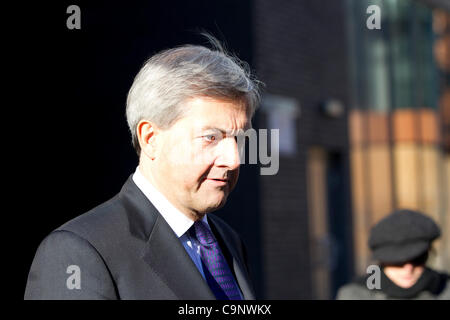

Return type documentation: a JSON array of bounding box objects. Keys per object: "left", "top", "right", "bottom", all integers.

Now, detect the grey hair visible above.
[{"left": 126, "top": 36, "right": 263, "bottom": 155}]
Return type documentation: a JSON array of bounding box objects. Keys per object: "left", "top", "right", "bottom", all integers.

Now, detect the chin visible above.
[
  {"left": 398, "top": 281, "right": 415, "bottom": 289},
  {"left": 395, "top": 278, "right": 417, "bottom": 288},
  {"left": 202, "top": 195, "right": 228, "bottom": 213}
]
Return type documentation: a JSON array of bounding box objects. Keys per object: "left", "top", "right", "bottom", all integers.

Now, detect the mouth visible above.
[{"left": 205, "top": 178, "right": 229, "bottom": 186}]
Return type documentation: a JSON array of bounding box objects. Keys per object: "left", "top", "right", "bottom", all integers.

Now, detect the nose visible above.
[
  {"left": 215, "top": 136, "right": 240, "bottom": 170},
  {"left": 403, "top": 263, "right": 414, "bottom": 274}
]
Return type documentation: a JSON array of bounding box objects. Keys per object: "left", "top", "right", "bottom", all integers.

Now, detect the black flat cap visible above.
[{"left": 368, "top": 209, "right": 441, "bottom": 264}]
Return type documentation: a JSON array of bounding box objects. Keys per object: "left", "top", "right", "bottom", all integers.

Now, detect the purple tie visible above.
[{"left": 193, "top": 220, "right": 242, "bottom": 300}]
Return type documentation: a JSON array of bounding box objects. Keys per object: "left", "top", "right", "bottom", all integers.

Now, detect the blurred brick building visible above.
[
  {"left": 253, "top": 0, "right": 352, "bottom": 299},
  {"left": 252, "top": 0, "right": 450, "bottom": 299}
]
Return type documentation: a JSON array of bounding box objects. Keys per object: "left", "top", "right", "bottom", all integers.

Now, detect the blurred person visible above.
[
  {"left": 337, "top": 209, "right": 450, "bottom": 300},
  {"left": 25, "top": 36, "right": 262, "bottom": 299}
]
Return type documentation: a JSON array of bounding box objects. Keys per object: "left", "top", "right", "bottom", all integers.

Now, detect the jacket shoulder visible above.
[
  {"left": 25, "top": 229, "right": 117, "bottom": 299},
  {"left": 57, "top": 193, "right": 127, "bottom": 242}
]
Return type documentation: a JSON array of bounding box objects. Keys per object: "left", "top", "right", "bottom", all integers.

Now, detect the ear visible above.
[{"left": 137, "top": 119, "right": 160, "bottom": 160}]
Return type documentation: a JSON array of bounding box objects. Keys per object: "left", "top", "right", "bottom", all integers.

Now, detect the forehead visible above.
[{"left": 181, "top": 96, "right": 251, "bottom": 131}]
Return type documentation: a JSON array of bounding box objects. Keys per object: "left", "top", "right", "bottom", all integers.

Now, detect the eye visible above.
[
  {"left": 200, "top": 130, "right": 223, "bottom": 143},
  {"left": 203, "top": 134, "right": 217, "bottom": 142}
]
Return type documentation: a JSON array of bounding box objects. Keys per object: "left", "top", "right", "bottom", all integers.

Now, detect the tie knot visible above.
[{"left": 193, "top": 220, "right": 216, "bottom": 245}]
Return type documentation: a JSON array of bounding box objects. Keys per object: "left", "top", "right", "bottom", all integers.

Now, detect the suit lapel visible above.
[
  {"left": 208, "top": 216, "right": 256, "bottom": 300},
  {"left": 120, "top": 176, "right": 214, "bottom": 300}
]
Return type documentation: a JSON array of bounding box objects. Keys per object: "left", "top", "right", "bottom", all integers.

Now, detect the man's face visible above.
[
  {"left": 152, "top": 96, "right": 250, "bottom": 220},
  {"left": 383, "top": 263, "right": 425, "bottom": 289}
]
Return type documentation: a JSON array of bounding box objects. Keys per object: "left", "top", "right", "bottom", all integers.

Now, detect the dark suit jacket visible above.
[{"left": 24, "top": 176, "right": 255, "bottom": 299}]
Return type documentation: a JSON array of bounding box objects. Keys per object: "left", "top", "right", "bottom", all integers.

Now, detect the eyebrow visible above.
[
  {"left": 199, "top": 124, "right": 251, "bottom": 135},
  {"left": 200, "top": 126, "right": 228, "bottom": 134}
]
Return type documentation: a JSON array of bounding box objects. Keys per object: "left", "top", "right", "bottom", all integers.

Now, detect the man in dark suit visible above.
[{"left": 24, "top": 38, "right": 261, "bottom": 300}]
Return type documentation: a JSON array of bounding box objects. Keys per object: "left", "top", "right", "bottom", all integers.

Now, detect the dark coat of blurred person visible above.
[{"left": 337, "top": 209, "right": 450, "bottom": 300}]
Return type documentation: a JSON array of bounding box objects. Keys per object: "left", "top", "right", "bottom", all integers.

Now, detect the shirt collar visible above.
[{"left": 132, "top": 166, "right": 208, "bottom": 238}]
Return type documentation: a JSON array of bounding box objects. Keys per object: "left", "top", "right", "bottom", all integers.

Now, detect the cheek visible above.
[
  {"left": 190, "top": 146, "right": 217, "bottom": 175},
  {"left": 166, "top": 138, "right": 218, "bottom": 184},
  {"left": 179, "top": 161, "right": 212, "bottom": 189},
  {"left": 164, "top": 135, "right": 198, "bottom": 167},
  {"left": 413, "top": 267, "right": 424, "bottom": 277},
  {"left": 181, "top": 168, "right": 202, "bottom": 185}
]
